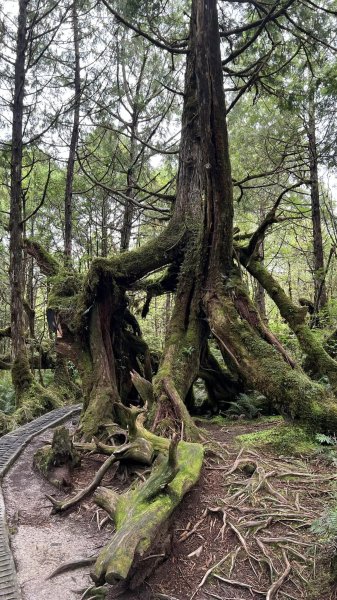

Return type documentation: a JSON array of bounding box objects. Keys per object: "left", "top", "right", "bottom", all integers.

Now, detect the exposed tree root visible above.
[
  {"left": 47, "top": 556, "right": 97, "bottom": 580},
  {"left": 204, "top": 284, "right": 337, "bottom": 432},
  {"left": 188, "top": 439, "right": 334, "bottom": 600},
  {"left": 242, "top": 252, "right": 337, "bottom": 392},
  {"left": 46, "top": 437, "right": 154, "bottom": 512}
]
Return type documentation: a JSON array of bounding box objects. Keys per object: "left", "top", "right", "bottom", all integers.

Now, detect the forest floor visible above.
[{"left": 3, "top": 416, "right": 337, "bottom": 600}]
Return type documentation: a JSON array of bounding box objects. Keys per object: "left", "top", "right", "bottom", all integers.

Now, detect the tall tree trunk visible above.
[
  {"left": 101, "top": 193, "right": 108, "bottom": 257},
  {"left": 307, "top": 92, "right": 327, "bottom": 314},
  {"left": 64, "top": 0, "right": 81, "bottom": 263},
  {"left": 254, "top": 239, "right": 268, "bottom": 323},
  {"left": 9, "top": 0, "right": 33, "bottom": 400}
]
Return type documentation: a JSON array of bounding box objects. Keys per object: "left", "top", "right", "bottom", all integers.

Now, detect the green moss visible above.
[
  {"left": 48, "top": 271, "right": 84, "bottom": 331},
  {"left": 236, "top": 423, "right": 318, "bottom": 455},
  {"left": 24, "top": 238, "right": 60, "bottom": 275},
  {"left": 12, "top": 354, "right": 33, "bottom": 398},
  {"left": 33, "top": 446, "right": 54, "bottom": 476},
  {"left": 79, "top": 388, "right": 114, "bottom": 440},
  {"left": 92, "top": 438, "right": 203, "bottom": 585},
  {"left": 12, "top": 379, "right": 63, "bottom": 427}
]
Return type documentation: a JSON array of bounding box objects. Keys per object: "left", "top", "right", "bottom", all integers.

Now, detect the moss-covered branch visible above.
[
  {"left": 0, "top": 351, "right": 55, "bottom": 370},
  {"left": 241, "top": 252, "right": 337, "bottom": 392},
  {"left": 0, "top": 326, "right": 11, "bottom": 339},
  {"left": 204, "top": 282, "right": 337, "bottom": 433},
  {"left": 24, "top": 238, "right": 60, "bottom": 276}
]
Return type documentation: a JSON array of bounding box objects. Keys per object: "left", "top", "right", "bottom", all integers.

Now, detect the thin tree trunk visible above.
[
  {"left": 9, "top": 0, "right": 33, "bottom": 400},
  {"left": 307, "top": 93, "right": 327, "bottom": 313},
  {"left": 64, "top": 0, "right": 81, "bottom": 263},
  {"left": 254, "top": 239, "right": 268, "bottom": 323},
  {"left": 101, "top": 193, "right": 108, "bottom": 257}
]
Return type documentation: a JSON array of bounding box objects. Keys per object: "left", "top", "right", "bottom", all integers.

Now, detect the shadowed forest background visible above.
[{"left": 1, "top": 0, "right": 337, "bottom": 597}]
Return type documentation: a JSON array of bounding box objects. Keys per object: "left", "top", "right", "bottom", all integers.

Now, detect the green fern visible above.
[
  {"left": 225, "top": 393, "right": 263, "bottom": 419},
  {"left": 311, "top": 508, "right": 337, "bottom": 541},
  {"left": 315, "top": 433, "right": 336, "bottom": 445}
]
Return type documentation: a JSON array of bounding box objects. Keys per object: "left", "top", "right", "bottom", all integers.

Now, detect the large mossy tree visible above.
[
  {"left": 5, "top": 0, "right": 337, "bottom": 590},
  {"left": 20, "top": 0, "right": 337, "bottom": 439}
]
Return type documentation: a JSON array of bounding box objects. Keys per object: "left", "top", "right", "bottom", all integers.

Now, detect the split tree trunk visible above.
[{"left": 41, "top": 0, "right": 337, "bottom": 443}]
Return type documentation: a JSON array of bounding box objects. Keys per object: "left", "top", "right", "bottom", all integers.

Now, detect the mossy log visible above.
[
  {"left": 91, "top": 436, "right": 204, "bottom": 587},
  {"left": 204, "top": 284, "right": 337, "bottom": 433},
  {"left": 242, "top": 253, "right": 337, "bottom": 392}
]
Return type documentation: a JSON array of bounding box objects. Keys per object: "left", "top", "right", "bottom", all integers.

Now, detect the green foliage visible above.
[
  {"left": 225, "top": 392, "right": 265, "bottom": 419},
  {"left": 315, "top": 433, "right": 336, "bottom": 445},
  {"left": 311, "top": 505, "right": 337, "bottom": 542},
  {"left": 0, "top": 374, "right": 15, "bottom": 414},
  {"left": 314, "top": 433, "right": 337, "bottom": 467}
]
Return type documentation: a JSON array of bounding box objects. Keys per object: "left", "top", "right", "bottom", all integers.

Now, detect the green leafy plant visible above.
[
  {"left": 315, "top": 433, "right": 336, "bottom": 445},
  {"left": 311, "top": 507, "right": 337, "bottom": 542},
  {"left": 224, "top": 393, "right": 265, "bottom": 419},
  {"left": 0, "top": 377, "right": 15, "bottom": 414}
]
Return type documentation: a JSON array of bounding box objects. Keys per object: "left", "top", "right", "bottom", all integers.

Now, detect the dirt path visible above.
[
  {"left": 0, "top": 405, "right": 81, "bottom": 600},
  {"left": 2, "top": 422, "right": 112, "bottom": 600},
  {"left": 3, "top": 416, "right": 337, "bottom": 600}
]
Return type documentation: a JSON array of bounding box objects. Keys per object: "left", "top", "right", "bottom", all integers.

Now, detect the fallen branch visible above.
[{"left": 91, "top": 436, "right": 203, "bottom": 586}]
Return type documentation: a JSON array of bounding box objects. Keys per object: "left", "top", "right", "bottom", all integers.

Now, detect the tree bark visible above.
[
  {"left": 254, "top": 240, "right": 268, "bottom": 323},
  {"left": 64, "top": 0, "right": 81, "bottom": 263},
  {"left": 307, "top": 92, "right": 327, "bottom": 314},
  {"left": 9, "top": 0, "right": 33, "bottom": 401}
]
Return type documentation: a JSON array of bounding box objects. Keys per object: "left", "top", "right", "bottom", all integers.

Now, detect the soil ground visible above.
[{"left": 3, "top": 416, "right": 337, "bottom": 600}]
